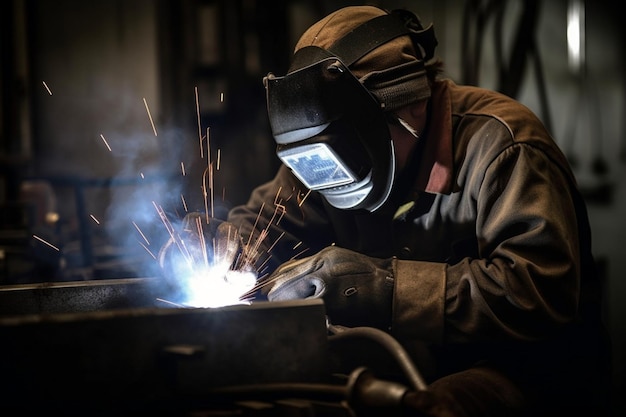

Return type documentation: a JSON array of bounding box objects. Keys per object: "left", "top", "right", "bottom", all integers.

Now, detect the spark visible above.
[
  {"left": 139, "top": 241, "right": 156, "bottom": 259},
  {"left": 220, "top": 92, "right": 224, "bottom": 102},
  {"left": 298, "top": 189, "right": 312, "bottom": 207},
  {"left": 234, "top": 197, "right": 289, "bottom": 276},
  {"left": 266, "top": 231, "right": 285, "bottom": 254},
  {"left": 292, "top": 247, "right": 310, "bottom": 259},
  {"left": 140, "top": 172, "right": 145, "bottom": 179},
  {"left": 237, "top": 187, "right": 313, "bottom": 299},
  {"left": 274, "top": 187, "right": 283, "bottom": 203},
  {"left": 153, "top": 201, "right": 193, "bottom": 267},
  {"left": 181, "top": 194, "right": 188, "bottom": 212},
  {"left": 42, "top": 81, "right": 53, "bottom": 95},
  {"left": 217, "top": 149, "right": 221, "bottom": 170},
  {"left": 271, "top": 188, "right": 287, "bottom": 224},
  {"left": 181, "top": 161, "right": 186, "bottom": 176},
  {"left": 244, "top": 202, "right": 265, "bottom": 252},
  {"left": 156, "top": 298, "right": 186, "bottom": 307},
  {"left": 241, "top": 252, "right": 295, "bottom": 299},
  {"left": 240, "top": 229, "right": 266, "bottom": 272},
  {"left": 90, "top": 214, "right": 100, "bottom": 224},
  {"left": 254, "top": 256, "right": 273, "bottom": 278},
  {"left": 200, "top": 186, "right": 209, "bottom": 217},
  {"left": 195, "top": 86, "right": 203, "bottom": 158},
  {"left": 100, "top": 134, "right": 112, "bottom": 152},
  {"left": 209, "top": 163, "right": 214, "bottom": 218},
  {"left": 245, "top": 274, "right": 281, "bottom": 298},
  {"left": 202, "top": 163, "right": 214, "bottom": 222},
  {"left": 32, "top": 234, "right": 59, "bottom": 251},
  {"left": 201, "top": 126, "right": 214, "bottom": 221},
  {"left": 247, "top": 230, "right": 286, "bottom": 280},
  {"left": 275, "top": 203, "right": 286, "bottom": 225},
  {"left": 143, "top": 97, "right": 158, "bottom": 136},
  {"left": 284, "top": 186, "right": 296, "bottom": 201},
  {"left": 153, "top": 202, "right": 173, "bottom": 236},
  {"left": 206, "top": 127, "right": 211, "bottom": 163},
  {"left": 233, "top": 203, "right": 267, "bottom": 274},
  {"left": 133, "top": 221, "right": 150, "bottom": 245},
  {"left": 194, "top": 215, "right": 209, "bottom": 268}
]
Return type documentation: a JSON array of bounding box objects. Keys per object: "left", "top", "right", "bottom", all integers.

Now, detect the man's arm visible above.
[{"left": 393, "top": 144, "right": 582, "bottom": 344}]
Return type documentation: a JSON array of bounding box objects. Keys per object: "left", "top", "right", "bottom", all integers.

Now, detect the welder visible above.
[{"left": 159, "top": 5, "right": 610, "bottom": 417}]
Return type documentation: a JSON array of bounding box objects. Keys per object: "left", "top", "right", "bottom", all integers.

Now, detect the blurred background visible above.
[{"left": 1, "top": 0, "right": 623, "bottom": 414}]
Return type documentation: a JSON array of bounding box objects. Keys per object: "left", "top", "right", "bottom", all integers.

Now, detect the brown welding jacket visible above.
[{"left": 228, "top": 78, "right": 607, "bottom": 394}]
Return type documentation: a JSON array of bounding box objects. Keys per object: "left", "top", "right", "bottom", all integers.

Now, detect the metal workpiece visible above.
[
  {"left": 0, "top": 279, "right": 435, "bottom": 416},
  {"left": 0, "top": 296, "right": 331, "bottom": 414},
  {"left": 0, "top": 277, "right": 168, "bottom": 316}
]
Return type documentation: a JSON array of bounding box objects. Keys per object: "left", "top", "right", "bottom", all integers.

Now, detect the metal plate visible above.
[
  {"left": 0, "top": 277, "right": 170, "bottom": 315},
  {"left": 0, "top": 285, "right": 330, "bottom": 413}
]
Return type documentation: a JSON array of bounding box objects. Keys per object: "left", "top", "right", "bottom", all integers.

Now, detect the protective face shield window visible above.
[
  {"left": 278, "top": 143, "right": 357, "bottom": 190},
  {"left": 265, "top": 51, "right": 395, "bottom": 212}
]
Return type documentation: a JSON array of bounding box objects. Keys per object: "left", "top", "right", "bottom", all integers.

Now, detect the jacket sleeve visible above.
[
  {"left": 392, "top": 143, "right": 582, "bottom": 345},
  {"left": 227, "top": 164, "right": 336, "bottom": 278}
]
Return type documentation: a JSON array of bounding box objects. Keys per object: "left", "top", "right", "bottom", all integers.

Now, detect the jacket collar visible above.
[{"left": 415, "top": 79, "right": 454, "bottom": 195}]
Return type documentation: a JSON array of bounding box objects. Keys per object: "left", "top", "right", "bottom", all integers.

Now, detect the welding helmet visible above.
[{"left": 264, "top": 6, "right": 437, "bottom": 211}]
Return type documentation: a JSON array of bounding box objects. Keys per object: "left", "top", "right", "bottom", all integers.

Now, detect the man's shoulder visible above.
[
  {"left": 438, "top": 79, "right": 533, "bottom": 119},
  {"left": 434, "top": 79, "right": 572, "bottom": 177},
  {"left": 435, "top": 79, "right": 548, "bottom": 144}
]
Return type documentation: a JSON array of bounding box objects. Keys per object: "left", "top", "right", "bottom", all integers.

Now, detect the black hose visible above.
[
  {"left": 327, "top": 324, "right": 428, "bottom": 392},
  {"left": 203, "top": 326, "right": 432, "bottom": 415}
]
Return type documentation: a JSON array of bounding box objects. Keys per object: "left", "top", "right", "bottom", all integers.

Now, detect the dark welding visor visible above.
[{"left": 264, "top": 51, "right": 394, "bottom": 211}]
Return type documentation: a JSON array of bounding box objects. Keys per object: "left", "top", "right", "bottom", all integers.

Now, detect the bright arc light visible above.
[{"left": 181, "top": 262, "right": 257, "bottom": 308}]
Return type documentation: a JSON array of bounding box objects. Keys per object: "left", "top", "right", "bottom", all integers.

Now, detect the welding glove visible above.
[{"left": 267, "top": 246, "right": 395, "bottom": 330}]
